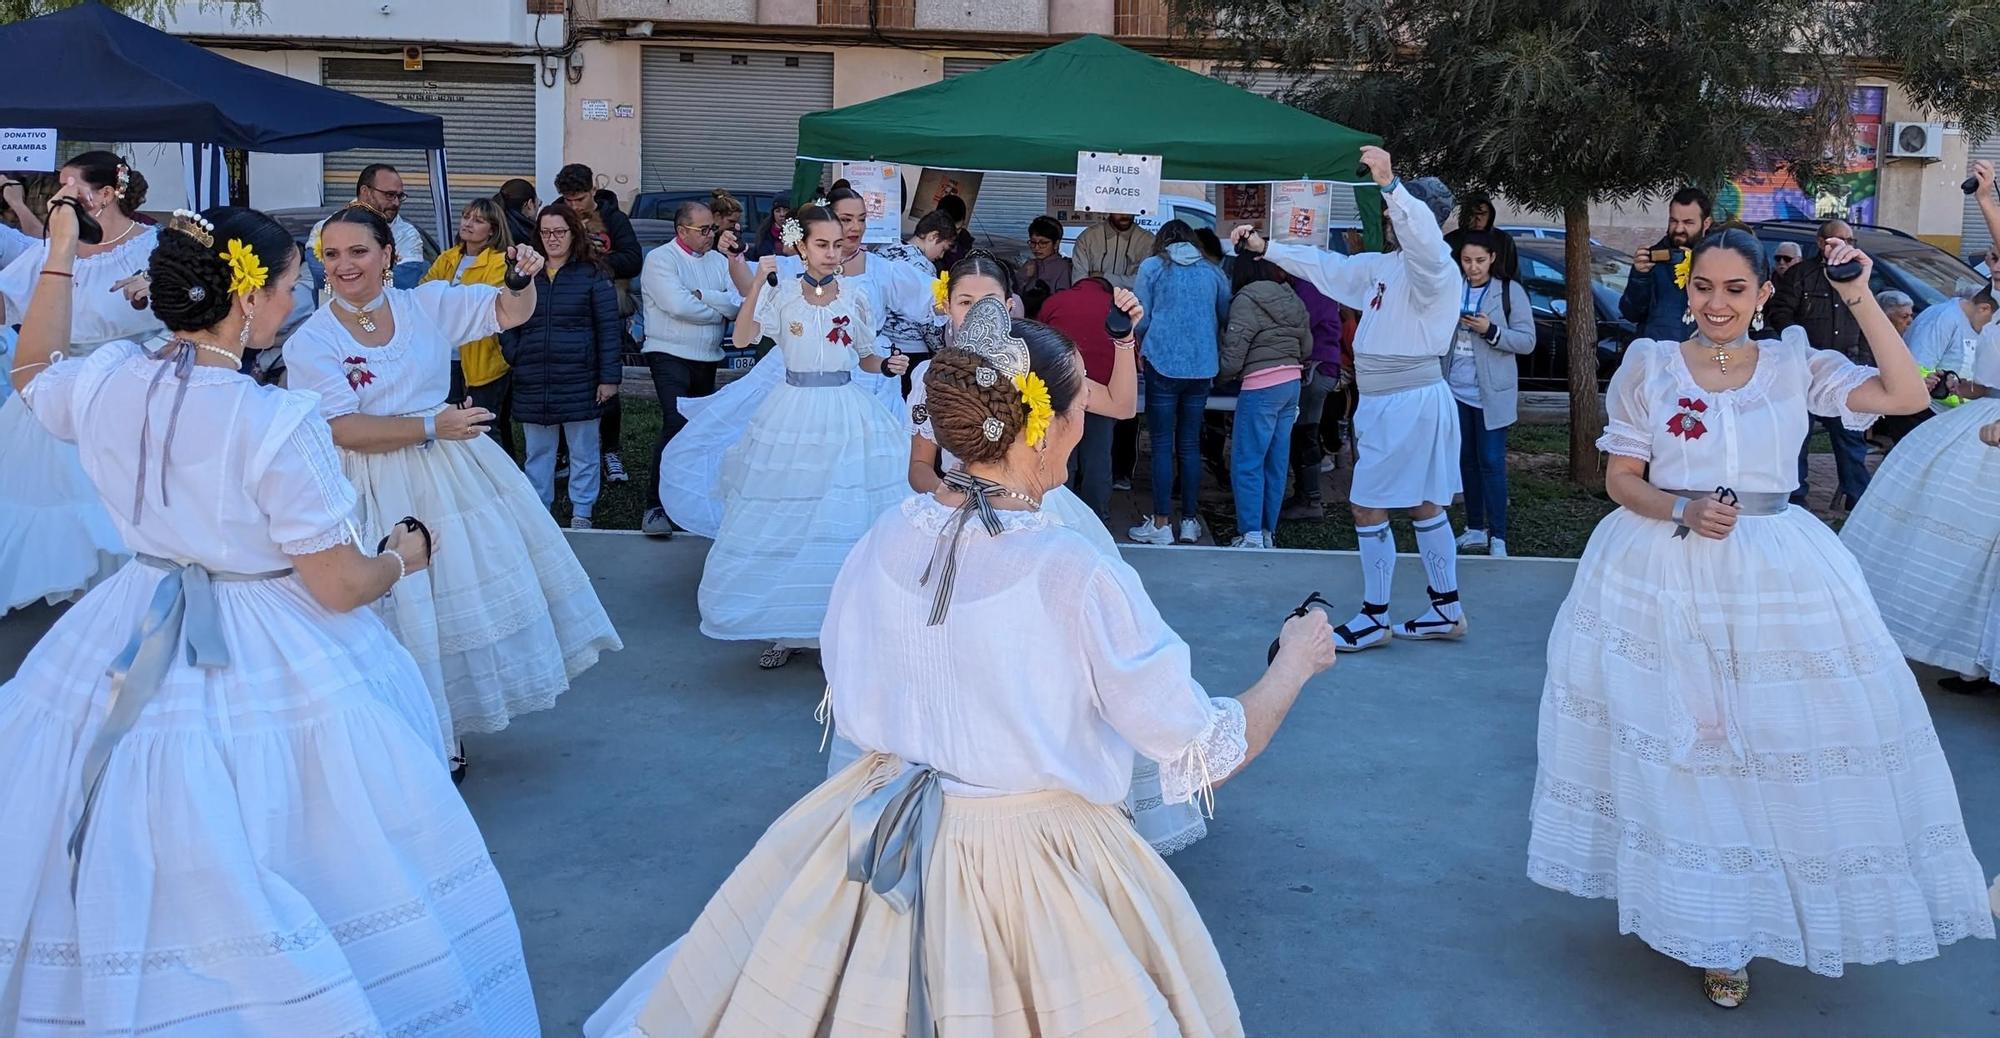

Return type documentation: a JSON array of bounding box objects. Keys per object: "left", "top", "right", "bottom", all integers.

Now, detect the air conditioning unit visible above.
[{"left": 1889, "top": 122, "right": 1945, "bottom": 160}]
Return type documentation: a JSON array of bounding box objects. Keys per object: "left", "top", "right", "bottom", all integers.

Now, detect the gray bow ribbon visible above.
[
  {"left": 66, "top": 554, "right": 291, "bottom": 897},
  {"left": 846, "top": 761, "right": 953, "bottom": 1038},
  {"left": 130, "top": 340, "right": 201, "bottom": 526},
  {"left": 917, "top": 470, "right": 1008, "bottom": 627}
]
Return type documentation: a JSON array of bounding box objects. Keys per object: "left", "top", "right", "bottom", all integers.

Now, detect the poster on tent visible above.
[
  {"left": 1222, "top": 184, "right": 1270, "bottom": 236},
  {"left": 1271, "top": 181, "right": 1332, "bottom": 245},
  {"left": 0, "top": 129, "right": 57, "bottom": 172},
  {"left": 909, "top": 168, "right": 984, "bottom": 226},
  {"left": 840, "top": 162, "right": 903, "bottom": 244},
  {"left": 1075, "top": 151, "right": 1162, "bottom": 217},
  {"left": 1722, "top": 85, "right": 1885, "bottom": 223},
  {"left": 1046, "top": 176, "right": 1093, "bottom": 224}
]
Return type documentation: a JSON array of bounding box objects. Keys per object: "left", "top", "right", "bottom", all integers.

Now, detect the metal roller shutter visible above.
[
  {"left": 943, "top": 58, "right": 1051, "bottom": 239},
  {"left": 1963, "top": 135, "right": 2000, "bottom": 259},
  {"left": 641, "top": 48, "right": 832, "bottom": 193},
  {"left": 322, "top": 60, "right": 536, "bottom": 217},
  {"left": 1211, "top": 66, "right": 1360, "bottom": 224}
]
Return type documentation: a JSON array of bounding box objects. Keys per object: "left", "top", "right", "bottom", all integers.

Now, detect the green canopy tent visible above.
[{"left": 789, "top": 35, "right": 1384, "bottom": 245}]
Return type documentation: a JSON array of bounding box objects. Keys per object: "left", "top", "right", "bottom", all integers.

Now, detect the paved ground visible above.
[{"left": 4, "top": 534, "right": 1996, "bottom": 1036}]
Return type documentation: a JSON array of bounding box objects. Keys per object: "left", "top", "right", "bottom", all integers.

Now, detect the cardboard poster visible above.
[
  {"left": 1272, "top": 180, "right": 1332, "bottom": 245},
  {"left": 840, "top": 162, "right": 904, "bottom": 244},
  {"left": 909, "top": 167, "right": 984, "bottom": 222},
  {"left": 1074, "top": 151, "right": 1162, "bottom": 216},
  {"left": 1221, "top": 184, "right": 1269, "bottom": 236}
]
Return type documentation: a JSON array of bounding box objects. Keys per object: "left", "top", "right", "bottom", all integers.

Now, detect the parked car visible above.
[
  {"left": 629, "top": 189, "right": 786, "bottom": 234},
  {"left": 1749, "top": 219, "right": 1979, "bottom": 313},
  {"left": 1512, "top": 238, "right": 1639, "bottom": 391}
]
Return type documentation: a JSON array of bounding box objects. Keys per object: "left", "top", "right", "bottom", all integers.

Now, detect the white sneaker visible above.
[
  {"left": 1319, "top": 457, "right": 1337, "bottom": 473},
  {"left": 1260, "top": 531, "right": 1278, "bottom": 549},
  {"left": 1488, "top": 536, "right": 1508, "bottom": 558},
  {"left": 1127, "top": 519, "right": 1174, "bottom": 545},
  {"left": 1228, "top": 531, "right": 1265, "bottom": 549},
  {"left": 1455, "top": 528, "right": 1489, "bottom": 550},
  {"left": 1178, "top": 518, "right": 1202, "bottom": 544},
  {"left": 569, "top": 515, "right": 593, "bottom": 531},
  {"left": 603, "top": 452, "right": 628, "bottom": 484}
]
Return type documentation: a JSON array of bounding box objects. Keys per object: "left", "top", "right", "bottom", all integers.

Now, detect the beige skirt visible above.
[{"left": 590, "top": 753, "right": 1242, "bottom": 1038}]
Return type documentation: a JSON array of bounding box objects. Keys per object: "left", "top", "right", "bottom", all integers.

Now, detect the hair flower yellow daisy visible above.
[
  {"left": 223, "top": 238, "right": 268, "bottom": 297},
  {"left": 1013, "top": 371, "right": 1053, "bottom": 446},
  {"left": 1672, "top": 249, "right": 1692, "bottom": 290},
  {"left": 931, "top": 271, "right": 951, "bottom": 313}
]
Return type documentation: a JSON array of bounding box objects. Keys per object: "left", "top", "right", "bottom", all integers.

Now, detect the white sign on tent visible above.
[
  {"left": 1074, "top": 151, "right": 1161, "bottom": 217},
  {"left": 0, "top": 129, "right": 57, "bottom": 172}
]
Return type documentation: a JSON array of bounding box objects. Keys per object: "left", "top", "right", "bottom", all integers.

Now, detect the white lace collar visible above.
[{"left": 901, "top": 492, "right": 1052, "bottom": 536}]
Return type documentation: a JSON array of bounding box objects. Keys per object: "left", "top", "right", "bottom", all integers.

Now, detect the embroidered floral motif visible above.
[
  {"left": 788, "top": 320, "right": 804, "bottom": 338},
  {"left": 826, "top": 314, "right": 854, "bottom": 349},
  {"left": 1667, "top": 396, "right": 1708, "bottom": 439},
  {"left": 342, "top": 356, "right": 376, "bottom": 391}
]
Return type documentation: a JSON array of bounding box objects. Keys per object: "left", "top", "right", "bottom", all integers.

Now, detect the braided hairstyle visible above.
[
  {"left": 63, "top": 151, "right": 147, "bottom": 218},
  {"left": 148, "top": 207, "right": 295, "bottom": 333},
  {"left": 924, "top": 319, "right": 1084, "bottom": 465},
  {"left": 321, "top": 203, "right": 397, "bottom": 263}
]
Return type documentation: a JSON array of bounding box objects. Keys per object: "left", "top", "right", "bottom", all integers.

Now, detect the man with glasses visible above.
[
  {"left": 310, "top": 164, "right": 431, "bottom": 287},
  {"left": 636, "top": 200, "right": 743, "bottom": 537},
  {"left": 1772, "top": 240, "right": 1802, "bottom": 278},
  {"left": 1020, "top": 215, "right": 1074, "bottom": 318}
]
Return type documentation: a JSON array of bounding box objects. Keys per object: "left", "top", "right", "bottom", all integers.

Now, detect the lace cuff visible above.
[
  {"left": 1156, "top": 696, "right": 1248, "bottom": 813},
  {"left": 280, "top": 523, "right": 354, "bottom": 557},
  {"left": 1808, "top": 362, "right": 1883, "bottom": 432},
  {"left": 1596, "top": 427, "right": 1651, "bottom": 462}
]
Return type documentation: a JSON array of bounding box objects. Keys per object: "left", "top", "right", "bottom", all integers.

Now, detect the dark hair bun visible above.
[
  {"left": 923, "top": 349, "right": 1024, "bottom": 465},
  {"left": 148, "top": 207, "right": 297, "bottom": 334}
]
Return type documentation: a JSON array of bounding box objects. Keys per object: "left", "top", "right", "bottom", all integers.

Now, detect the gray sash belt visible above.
[
  {"left": 1660, "top": 490, "right": 1790, "bottom": 516},
  {"left": 787, "top": 370, "right": 852, "bottom": 388},
  {"left": 846, "top": 760, "right": 963, "bottom": 1038},
  {"left": 66, "top": 553, "right": 292, "bottom": 896}
]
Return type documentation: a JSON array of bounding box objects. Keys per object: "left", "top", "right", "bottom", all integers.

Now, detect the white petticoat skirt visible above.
[
  {"left": 1528, "top": 504, "right": 1994, "bottom": 975},
  {"left": 692, "top": 376, "right": 909, "bottom": 643},
  {"left": 0, "top": 393, "right": 127, "bottom": 614},
  {"left": 344, "top": 431, "right": 622, "bottom": 742},
  {"left": 0, "top": 561, "right": 537, "bottom": 1035},
  {"left": 1841, "top": 397, "right": 2000, "bottom": 679},
  {"left": 1349, "top": 380, "right": 1461, "bottom": 509}
]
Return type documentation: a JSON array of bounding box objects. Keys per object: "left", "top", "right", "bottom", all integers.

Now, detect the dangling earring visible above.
[
  {"left": 380, "top": 266, "right": 392, "bottom": 287},
  {"left": 1751, "top": 308, "right": 1765, "bottom": 332},
  {"left": 1682, "top": 308, "right": 1694, "bottom": 327},
  {"left": 239, "top": 302, "right": 255, "bottom": 353}
]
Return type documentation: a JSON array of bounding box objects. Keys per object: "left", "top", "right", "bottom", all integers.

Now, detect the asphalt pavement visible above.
[{"left": 3, "top": 534, "right": 1995, "bottom": 1035}]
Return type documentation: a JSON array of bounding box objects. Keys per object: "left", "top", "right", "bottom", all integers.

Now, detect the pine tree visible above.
[{"left": 1178, "top": 0, "right": 2000, "bottom": 483}]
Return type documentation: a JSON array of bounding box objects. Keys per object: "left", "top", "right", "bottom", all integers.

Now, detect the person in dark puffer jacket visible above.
[
  {"left": 1219, "top": 258, "right": 1314, "bottom": 548},
  {"left": 503, "top": 202, "right": 623, "bottom": 529}
]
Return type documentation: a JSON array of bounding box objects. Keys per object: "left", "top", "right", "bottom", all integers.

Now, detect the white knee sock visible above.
[
  {"left": 1356, "top": 521, "right": 1394, "bottom": 608},
  {"left": 1413, "top": 515, "right": 1461, "bottom": 620}
]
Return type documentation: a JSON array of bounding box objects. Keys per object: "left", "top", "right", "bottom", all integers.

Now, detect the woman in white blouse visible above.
[
  {"left": 3, "top": 199, "right": 535, "bottom": 1035},
  {"left": 588, "top": 297, "right": 1336, "bottom": 1037},
  {"left": 1529, "top": 230, "right": 1992, "bottom": 1008},
  {"left": 287, "top": 205, "right": 622, "bottom": 780}
]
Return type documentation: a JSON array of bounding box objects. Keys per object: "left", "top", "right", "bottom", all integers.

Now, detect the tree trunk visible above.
[{"left": 1563, "top": 200, "right": 1607, "bottom": 488}]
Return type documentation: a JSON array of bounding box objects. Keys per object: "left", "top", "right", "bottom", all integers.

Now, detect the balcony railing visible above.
[
  {"left": 1115, "top": 0, "right": 1173, "bottom": 37},
  {"left": 820, "top": 0, "right": 916, "bottom": 28}
]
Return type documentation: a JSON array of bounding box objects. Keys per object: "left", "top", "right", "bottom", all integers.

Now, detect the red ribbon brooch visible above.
[
  {"left": 1667, "top": 397, "right": 1708, "bottom": 440},
  {"left": 826, "top": 314, "right": 854, "bottom": 349},
  {"left": 342, "top": 356, "right": 375, "bottom": 391}
]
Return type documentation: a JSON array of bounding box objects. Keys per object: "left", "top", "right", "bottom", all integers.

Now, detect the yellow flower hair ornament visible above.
[
  {"left": 931, "top": 271, "right": 950, "bottom": 313},
  {"left": 1672, "top": 249, "right": 1692, "bottom": 290},
  {"left": 223, "top": 239, "right": 268, "bottom": 296},
  {"left": 1013, "top": 371, "right": 1053, "bottom": 447}
]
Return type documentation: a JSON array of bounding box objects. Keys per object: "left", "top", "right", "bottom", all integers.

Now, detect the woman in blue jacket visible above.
[
  {"left": 503, "top": 202, "right": 624, "bottom": 529},
  {"left": 1130, "top": 220, "right": 1231, "bottom": 545}
]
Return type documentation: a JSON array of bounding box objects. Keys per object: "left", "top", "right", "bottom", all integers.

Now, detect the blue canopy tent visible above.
[{"left": 0, "top": 2, "right": 453, "bottom": 237}]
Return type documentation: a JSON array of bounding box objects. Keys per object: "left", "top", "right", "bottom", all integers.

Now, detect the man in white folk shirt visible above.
[
  {"left": 1233, "top": 145, "right": 1468, "bottom": 651},
  {"left": 638, "top": 200, "right": 745, "bottom": 537}
]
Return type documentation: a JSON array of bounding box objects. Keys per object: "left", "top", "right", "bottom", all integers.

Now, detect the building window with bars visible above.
[
  {"left": 819, "top": 0, "right": 914, "bottom": 28},
  {"left": 1115, "top": 0, "right": 1173, "bottom": 37}
]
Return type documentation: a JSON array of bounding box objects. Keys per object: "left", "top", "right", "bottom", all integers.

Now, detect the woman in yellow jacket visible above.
[{"left": 426, "top": 196, "right": 517, "bottom": 455}]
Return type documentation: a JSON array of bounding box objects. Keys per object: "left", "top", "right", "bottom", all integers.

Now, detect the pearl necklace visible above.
[
  {"left": 333, "top": 293, "right": 388, "bottom": 333},
  {"left": 169, "top": 338, "right": 243, "bottom": 367}
]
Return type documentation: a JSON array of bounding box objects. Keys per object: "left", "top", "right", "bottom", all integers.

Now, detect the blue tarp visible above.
[{"left": 0, "top": 3, "right": 443, "bottom": 153}]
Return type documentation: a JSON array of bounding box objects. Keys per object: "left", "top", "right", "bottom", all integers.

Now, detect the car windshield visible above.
[{"left": 1870, "top": 240, "right": 1976, "bottom": 308}]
